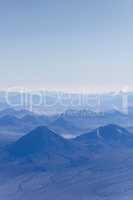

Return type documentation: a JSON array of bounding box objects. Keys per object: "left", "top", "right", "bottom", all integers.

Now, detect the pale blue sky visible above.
[{"left": 0, "top": 0, "right": 133, "bottom": 92}]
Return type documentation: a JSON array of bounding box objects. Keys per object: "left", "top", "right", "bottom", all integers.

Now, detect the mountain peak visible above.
[
  {"left": 8, "top": 126, "right": 70, "bottom": 157},
  {"left": 75, "top": 124, "right": 133, "bottom": 148},
  {"left": 98, "top": 124, "right": 129, "bottom": 139}
]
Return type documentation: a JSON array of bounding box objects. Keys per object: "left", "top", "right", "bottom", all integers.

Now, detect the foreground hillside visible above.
[{"left": 0, "top": 125, "right": 133, "bottom": 199}]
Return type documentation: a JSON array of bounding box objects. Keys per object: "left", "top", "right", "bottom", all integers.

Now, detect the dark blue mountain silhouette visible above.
[
  {"left": 75, "top": 124, "right": 133, "bottom": 148},
  {"left": 8, "top": 126, "right": 72, "bottom": 157}
]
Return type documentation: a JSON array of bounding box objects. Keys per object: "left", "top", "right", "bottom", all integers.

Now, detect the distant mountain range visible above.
[
  {"left": 0, "top": 107, "right": 133, "bottom": 141},
  {"left": 50, "top": 108, "right": 133, "bottom": 137},
  {"left": 0, "top": 108, "right": 58, "bottom": 142},
  {"left": 0, "top": 108, "right": 33, "bottom": 118}
]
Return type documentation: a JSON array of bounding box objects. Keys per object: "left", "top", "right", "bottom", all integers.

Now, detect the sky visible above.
[{"left": 0, "top": 0, "right": 133, "bottom": 93}]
